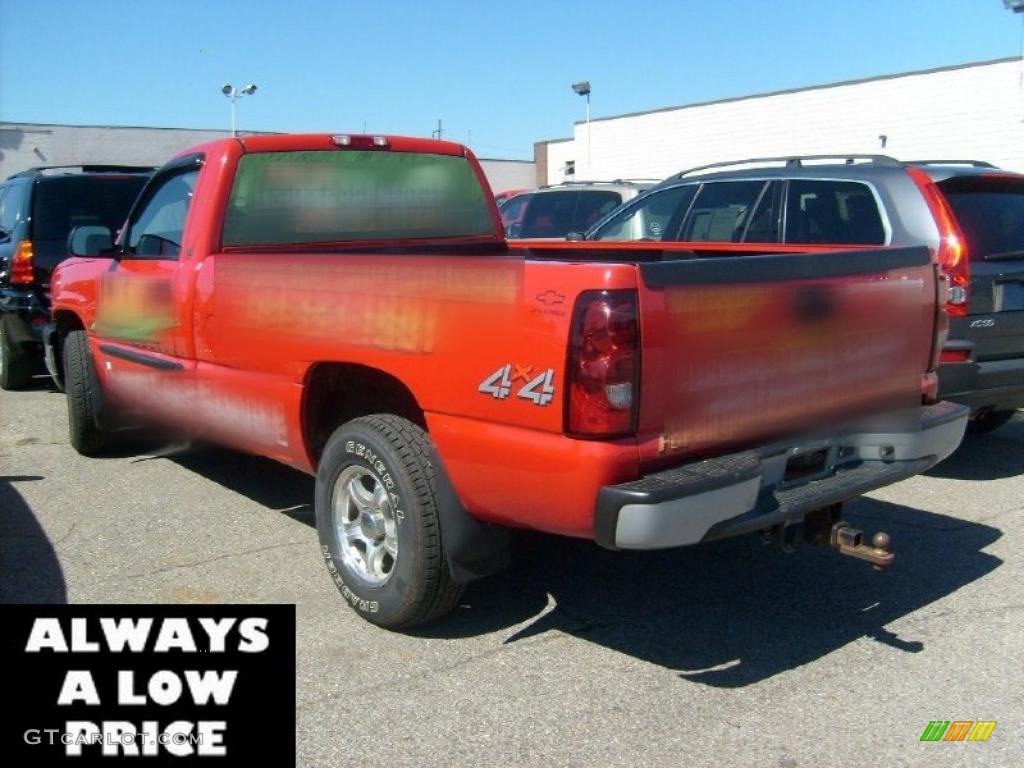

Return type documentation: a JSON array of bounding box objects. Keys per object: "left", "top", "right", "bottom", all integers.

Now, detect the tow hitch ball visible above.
[
  {"left": 781, "top": 505, "right": 895, "bottom": 570},
  {"left": 829, "top": 522, "right": 894, "bottom": 570}
]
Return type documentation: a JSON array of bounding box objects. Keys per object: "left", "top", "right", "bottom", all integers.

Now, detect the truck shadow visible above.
[
  {"left": 0, "top": 475, "right": 68, "bottom": 603},
  {"left": 925, "top": 413, "right": 1024, "bottom": 481},
  {"left": 163, "top": 445, "right": 1002, "bottom": 688},
  {"left": 168, "top": 446, "right": 315, "bottom": 525},
  {"left": 428, "top": 497, "right": 1002, "bottom": 687}
]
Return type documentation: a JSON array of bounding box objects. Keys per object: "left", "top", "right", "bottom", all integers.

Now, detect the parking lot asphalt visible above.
[{"left": 2, "top": 378, "right": 1022, "bottom": 767}]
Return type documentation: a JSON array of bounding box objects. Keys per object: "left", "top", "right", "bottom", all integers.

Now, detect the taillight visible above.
[
  {"left": 565, "top": 289, "right": 639, "bottom": 437},
  {"left": 10, "top": 240, "right": 34, "bottom": 285},
  {"left": 906, "top": 167, "right": 969, "bottom": 317}
]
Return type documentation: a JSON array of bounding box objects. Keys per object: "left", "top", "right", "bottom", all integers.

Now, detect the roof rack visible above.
[
  {"left": 7, "top": 164, "right": 155, "bottom": 180},
  {"left": 539, "top": 179, "right": 653, "bottom": 190},
  {"left": 671, "top": 154, "right": 902, "bottom": 179},
  {"left": 902, "top": 159, "right": 997, "bottom": 168}
]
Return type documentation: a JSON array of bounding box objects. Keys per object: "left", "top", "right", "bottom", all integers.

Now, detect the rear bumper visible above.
[
  {"left": 594, "top": 401, "right": 968, "bottom": 550},
  {"left": 938, "top": 356, "right": 1024, "bottom": 412}
]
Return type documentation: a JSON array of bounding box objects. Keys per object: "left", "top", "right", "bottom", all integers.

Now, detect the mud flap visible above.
[{"left": 429, "top": 445, "right": 510, "bottom": 584}]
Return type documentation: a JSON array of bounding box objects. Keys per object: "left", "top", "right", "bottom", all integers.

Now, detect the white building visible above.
[
  {"left": 536, "top": 56, "right": 1024, "bottom": 184},
  {"left": 0, "top": 122, "right": 534, "bottom": 193}
]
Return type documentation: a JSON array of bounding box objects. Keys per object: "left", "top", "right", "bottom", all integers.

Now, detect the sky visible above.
[{"left": 1, "top": 0, "right": 1023, "bottom": 160}]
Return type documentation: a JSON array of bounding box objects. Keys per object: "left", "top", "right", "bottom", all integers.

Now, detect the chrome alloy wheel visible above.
[{"left": 331, "top": 465, "right": 399, "bottom": 586}]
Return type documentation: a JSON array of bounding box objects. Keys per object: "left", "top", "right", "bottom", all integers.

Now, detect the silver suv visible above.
[
  {"left": 501, "top": 180, "right": 651, "bottom": 240},
  {"left": 586, "top": 154, "right": 1024, "bottom": 432}
]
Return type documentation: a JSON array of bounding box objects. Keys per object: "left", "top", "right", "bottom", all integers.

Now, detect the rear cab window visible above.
[
  {"left": 221, "top": 150, "right": 495, "bottom": 246},
  {"left": 784, "top": 179, "right": 885, "bottom": 245}
]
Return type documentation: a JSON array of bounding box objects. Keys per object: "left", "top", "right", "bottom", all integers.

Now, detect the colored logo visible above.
[{"left": 920, "top": 720, "right": 996, "bottom": 742}]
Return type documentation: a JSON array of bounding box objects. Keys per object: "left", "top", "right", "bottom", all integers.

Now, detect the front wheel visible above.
[
  {"left": 63, "top": 329, "right": 113, "bottom": 456},
  {"left": 315, "top": 414, "right": 463, "bottom": 629}
]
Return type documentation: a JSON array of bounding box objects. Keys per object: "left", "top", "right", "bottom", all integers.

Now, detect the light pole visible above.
[
  {"left": 572, "top": 80, "right": 591, "bottom": 174},
  {"left": 1005, "top": 1, "right": 1024, "bottom": 121},
  {"left": 221, "top": 83, "right": 258, "bottom": 137}
]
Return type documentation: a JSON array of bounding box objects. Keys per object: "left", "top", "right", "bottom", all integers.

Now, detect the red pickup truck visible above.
[{"left": 48, "top": 134, "right": 967, "bottom": 628}]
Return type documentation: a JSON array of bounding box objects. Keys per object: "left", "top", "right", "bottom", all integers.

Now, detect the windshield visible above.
[
  {"left": 31, "top": 175, "right": 148, "bottom": 242},
  {"left": 222, "top": 150, "right": 496, "bottom": 246},
  {"left": 939, "top": 176, "right": 1024, "bottom": 260}
]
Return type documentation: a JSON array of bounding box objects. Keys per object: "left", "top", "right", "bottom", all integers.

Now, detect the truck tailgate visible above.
[{"left": 637, "top": 246, "right": 936, "bottom": 456}]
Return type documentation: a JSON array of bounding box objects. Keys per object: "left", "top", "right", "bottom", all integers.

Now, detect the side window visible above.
[
  {"left": 593, "top": 185, "right": 697, "bottom": 241},
  {"left": 126, "top": 169, "right": 199, "bottom": 259},
  {"left": 741, "top": 181, "right": 782, "bottom": 243},
  {"left": 679, "top": 181, "right": 767, "bottom": 242},
  {"left": 784, "top": 180, "right": 885, "bottom": 245},
  {"left": 571, "top": 191, "right": 623, "bottom": 232}
]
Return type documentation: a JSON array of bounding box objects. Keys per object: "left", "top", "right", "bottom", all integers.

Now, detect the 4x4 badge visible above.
[{"left": 478, "top": 364, "right": 556, "bottom": 405}]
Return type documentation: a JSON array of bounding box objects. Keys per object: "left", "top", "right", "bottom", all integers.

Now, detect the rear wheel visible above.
[
  {"left": 63, "top": 329, "right": 112, "bottom": 456},
  {"left": 968, "top": 409, "right": 1016, "bottom": 434},
  {"left": 0, "top": 316, "right": 33, "bottom": 390},
  {"left": 315, "top": 414, "right": 463, "bottom": 629}
]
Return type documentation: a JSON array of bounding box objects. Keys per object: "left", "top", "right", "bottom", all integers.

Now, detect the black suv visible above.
[
  {"left": 586, "top": 155, "right": 1024, "bottom": 432},
  {"left": 0, "top": 165, "right": 150, "bottom": 389}
]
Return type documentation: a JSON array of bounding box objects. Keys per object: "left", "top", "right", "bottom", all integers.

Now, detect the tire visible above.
[
  {"left": 315, "top": 414, "right": 463, "bottom": 629},
  {"left": 0, "top": 316, "right": 33, "bottom": 390},
  {"left": 967, "top": 409, "right": 1016, "bottom": 434},
  {"left": 63, "top": 329, "right": 112, "bottom": 456}
]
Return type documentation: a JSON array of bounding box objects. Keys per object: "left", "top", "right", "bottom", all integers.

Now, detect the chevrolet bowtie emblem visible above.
[{"left": 536, "top": 290, "right": 566, "bottom": 305}]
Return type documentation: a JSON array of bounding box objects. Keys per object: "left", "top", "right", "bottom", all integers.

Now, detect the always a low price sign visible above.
[{"left": 2, "top": 605, "right": 295, "bottom": 765}]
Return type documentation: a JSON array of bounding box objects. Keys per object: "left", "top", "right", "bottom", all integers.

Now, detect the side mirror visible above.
[
  {"left": 67, "top": 225, "right": 113, "bottom": 257},
  {"left": 566, "top": 231, "right": 587, "bottom": 241}
]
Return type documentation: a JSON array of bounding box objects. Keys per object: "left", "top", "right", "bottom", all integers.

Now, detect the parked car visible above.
[
  {"left": 0, "top": 164, "right": 151, "bottom": 389},
  {"left": 502, "top": 180, "right": 651, "bottom": 239},
  {"left": 51, "top": 135, "right": 964, "bottom": 628},
  {"left": 586, "top": 154, "right": 1024, "bottom": 432},
  {"left": 494, "top": 188, "right": 529, "bottom": 207}
]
